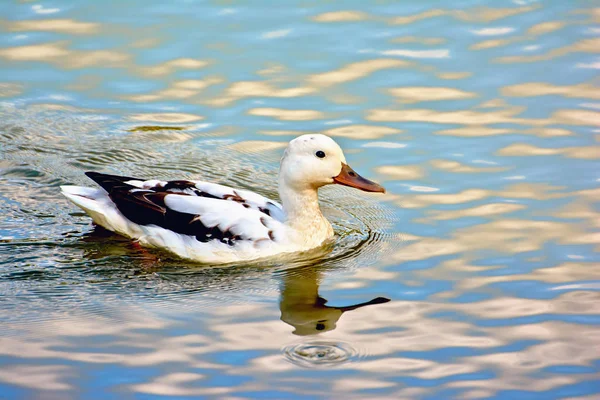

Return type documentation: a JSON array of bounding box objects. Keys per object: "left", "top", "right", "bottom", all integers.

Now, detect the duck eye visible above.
[{"left": 315, "top": 151, "right": 326, "bottom": 159}]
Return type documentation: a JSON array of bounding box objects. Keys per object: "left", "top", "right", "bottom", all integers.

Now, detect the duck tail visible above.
[{"left": 60, "top": 185, "right": 113, "bottom": 228}]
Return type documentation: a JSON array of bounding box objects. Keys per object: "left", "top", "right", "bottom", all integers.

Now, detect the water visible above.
[{"left": 1, "top": 0, "right": 599, "bottom": 398}]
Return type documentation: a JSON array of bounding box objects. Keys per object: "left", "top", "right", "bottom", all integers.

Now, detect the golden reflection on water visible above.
[
  {"left": 497, "top": 143, "right": 600, "bottom": 159},
  {"left": 389, "top": 86, "right": 477, "bottom": 103},
  {"left": 226, "top": 140, "right": 287, "bottom": 154},
  {"left": 323, "top": 124, "right": 403, "bottom": 139},
  {"left": 444, "top": 262, "right": 600, "bottom": 291},
  {"left": 502, "top": 82, "right": 600, "bottom": 99},
  {"left": 138, "top": 58, "right": 209, "bottom": 77},
  {"left": 390, "top": 36, "right": 446, "bottom": 45},
  {"left": 469, "top": 20, "right": 567, "bottom": 51},
  {"left": 496, "top": 38, "right": 600, "bottom": 63},
  {"left": 392, "top": 218, "right": 596, "bottom": 262},
  {"left": 471, "top": 37, "right": 518, "bottom": 52},
  {"left": 133, "top": 373, "right": 217, "bottom": 397},
  {"left": 0, "top": 36, "right": 209, "bottom": 80},
  {"left": 424, "top": 203, "right": 526, "bottom": 221},
  {"left": 129, "top": 112, "right": 205, "bottom": 123},
  {"left": 325, "top": 5, "right": 541, "bottom": 26},
  {"left": 310, "top": 11, "right": 370, "bottom": 23},
  {"left": 527, "top": 21, "right": 566, "bottom": 35},
  {"left": 0, "top": 82, "right": 22, "bottom": 97},
  {"left": 125, "top": 77, "right": 222, "bottom": 102},
  {"left": 0, "top": 365, "right": 73, "bottom": 391},
  {"left": 436, "top": 126, "right": 575, "bottom": 137},
  {"left": 0, "top": 260, "right": 597, "bottom": 397},
  {"left": 0, "top": 41, "right": 131, "bottom": 69},
  {"left": 390, "top": 9, "right": 447, "bottom": 25},
  {"left": 306, "top": 59, "right": 411, "bottom": 86},
  {"left": 552, "top": 109, "right": 600, "bottom": 126},
  {"left": 452, "top": 5, "right": 540, "bottom": 23},
  {"left": 387, "top": 183, "right": 567, "bottom": 209},
  {"left": 376, "top": 165, "right": 424, "bottom": 180},
  {"left": 207, "top": 81, "right": 315, "bottom": 107},
  {"left": 436, "top": 71, "right": 473, "bottom": 80},
  {"left": 368, "top": 105, "right": 600, "bottom": 129},
  {"left": 247, "top": 107, "right": 325, "bottom": 121},
  {"left": 1, "top": 1, "right": 599, "bottom": 397},
  {"left": 429, "top": 159, "right": 508, "bottom": 173},
  {"left": 2, "top": 18, "right": 100, "bottom": 34}
]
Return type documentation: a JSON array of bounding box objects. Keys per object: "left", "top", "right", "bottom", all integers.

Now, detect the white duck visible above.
[{"left": 61, "top": 134, "right": 385, "bottom": 264}]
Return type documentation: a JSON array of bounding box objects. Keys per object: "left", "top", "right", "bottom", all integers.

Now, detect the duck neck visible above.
[{"left": 278, "top": 181, "right": 332, "bottom": 237}]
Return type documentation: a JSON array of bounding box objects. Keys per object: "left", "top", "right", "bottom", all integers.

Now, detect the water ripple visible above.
[
  {"left": 0, "top": 0, "right": 599, "bottom": 398},
  {"left": 282, "top": 340, "right": 360, "bottom": 368}
]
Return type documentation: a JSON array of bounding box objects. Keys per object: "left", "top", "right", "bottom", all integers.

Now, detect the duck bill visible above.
[{"left": 333, "top": 163, "right": 385, "bottom": 193}]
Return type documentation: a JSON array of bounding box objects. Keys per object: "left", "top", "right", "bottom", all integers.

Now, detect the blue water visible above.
[{"left": 1, "top": 1, "right": 599, "bottom": 398}]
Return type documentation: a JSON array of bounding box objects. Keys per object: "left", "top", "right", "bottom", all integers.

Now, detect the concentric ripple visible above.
[{"left": 282, "top": 340, "right": 359, "bottom": 368}]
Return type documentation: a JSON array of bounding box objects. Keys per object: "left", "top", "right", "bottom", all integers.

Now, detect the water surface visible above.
[{"left": 1, "top": 1, "right": 599, "bottom": 399}]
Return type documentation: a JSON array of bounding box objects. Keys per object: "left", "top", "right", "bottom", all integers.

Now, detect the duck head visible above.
[{"left": 279, "top": 134, "right": 385, "bottom": 193}]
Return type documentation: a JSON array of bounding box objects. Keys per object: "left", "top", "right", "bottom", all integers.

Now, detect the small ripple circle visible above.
[{"left": 282, "top": 340, "right": 359, "bottom": 368}]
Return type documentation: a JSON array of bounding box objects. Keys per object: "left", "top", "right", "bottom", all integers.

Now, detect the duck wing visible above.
[
  {"left": 83, "top": 172, "right": 285, "bottom": 246},
  {"left": 85, "top": 171, "right": 284, "bottom": 222}
]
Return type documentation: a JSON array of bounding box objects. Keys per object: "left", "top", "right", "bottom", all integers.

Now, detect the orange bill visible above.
[{"left": 333, "top": 163, "right": 385, "bottom": 193}]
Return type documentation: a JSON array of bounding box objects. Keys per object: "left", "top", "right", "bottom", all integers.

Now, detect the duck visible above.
[{"left": 61, "top": 134, "right": 385, "bottom": 264}]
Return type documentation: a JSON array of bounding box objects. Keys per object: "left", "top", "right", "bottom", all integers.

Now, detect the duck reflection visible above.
[
  {"left": 79, "top": 226, "right": 389, "bottom": 335},
  {"left": 279, "top": 266, "right": 390, "bottom": 336}
]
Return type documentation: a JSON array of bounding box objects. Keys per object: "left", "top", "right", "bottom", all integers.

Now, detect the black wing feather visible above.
[
  {"left": 86, "top": 171, "right": 244, "bottom": 245},
  {"left": 85, "top": 171, "right": 141, "bottom": 193}
]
